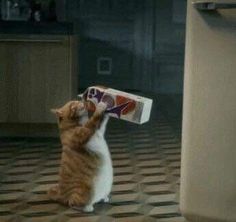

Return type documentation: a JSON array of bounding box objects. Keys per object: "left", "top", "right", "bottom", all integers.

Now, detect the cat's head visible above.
[{"left": 51, "top": 100, "right": 88, "bottom": 128}]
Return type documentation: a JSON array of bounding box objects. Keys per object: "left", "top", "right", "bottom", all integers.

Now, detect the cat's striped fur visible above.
[{"left": 48, "top": 100, "right": 113, "bottom": 212}]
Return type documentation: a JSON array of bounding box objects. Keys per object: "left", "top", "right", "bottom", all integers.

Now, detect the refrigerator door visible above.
[{"left": 180, "top": 1, "right": 236, "bottom": 222}]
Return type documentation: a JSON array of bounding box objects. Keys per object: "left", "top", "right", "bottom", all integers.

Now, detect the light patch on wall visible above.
[
  {"left": 172, "top": 0, "right": 187, "bottom": 24},
  {"left": 97, "top": 57, "right": 112, "bottom": 75}
]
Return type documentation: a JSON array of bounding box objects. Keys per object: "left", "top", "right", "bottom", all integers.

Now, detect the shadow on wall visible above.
[
  {"left": 79, "top": 37, "right": 135, "bottom": 91},
  {"left": 78, "top": 36, "right": 185, "bottom": 94},
  {"left": 74, "top": 0, "right": 186, "bottom": 94}
]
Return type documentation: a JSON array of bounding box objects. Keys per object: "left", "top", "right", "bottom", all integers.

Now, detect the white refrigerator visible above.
[{"left": 180, "top": 0, "right": 236, "bottom": 222}]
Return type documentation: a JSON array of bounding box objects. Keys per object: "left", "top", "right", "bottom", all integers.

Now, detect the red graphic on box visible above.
[{"left": 83, "top": 87, "right": 136, "bottom": 118}]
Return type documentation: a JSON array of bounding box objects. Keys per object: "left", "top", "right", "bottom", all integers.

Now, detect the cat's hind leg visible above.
[
  {"left": 83, "top": 194, "right": 110, "bottom": 212},
  {"left": 103, "top": 195, "right": 110, "bottom": 203},
  {"left": 83, "top": 204, "right": 94, "bottom": 212},
  {"left": 68, "top": 192, "right": 85, "bottom": 208}
]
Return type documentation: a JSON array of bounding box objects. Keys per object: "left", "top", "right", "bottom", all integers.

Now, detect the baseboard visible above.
[{"left": 0, "top": 123, "right": 59, "bottom": 138}]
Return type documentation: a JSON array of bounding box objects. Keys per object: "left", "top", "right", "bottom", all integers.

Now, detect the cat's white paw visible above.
[
  {"left": 96, "top": 102, "right": 107, "bottom": 113},
  {"left": 103, "top": 196, "right": 110, "bottom": 203},
  {"left": 83, "top": 204, "right": 94, "bottom": 212}
]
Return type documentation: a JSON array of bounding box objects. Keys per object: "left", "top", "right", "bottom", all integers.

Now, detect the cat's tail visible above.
[{"left": 48, "top": 185, "right": 61, "bottom": 201}]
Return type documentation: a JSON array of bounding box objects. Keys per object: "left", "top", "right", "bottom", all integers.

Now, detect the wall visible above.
[
  {"left": 154, "top": 0, "right": 186, "bottom": 94},
  {"left": 65, "top": 0, "right": 186, "bottom": 93},
  {"left": 0, "top": 0, "right": 186, "bottom": 93}
]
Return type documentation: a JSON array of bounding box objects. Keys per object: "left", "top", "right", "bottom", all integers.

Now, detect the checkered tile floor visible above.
[{"left": 0, "top": 99, "right": 185, "bottom": 222}]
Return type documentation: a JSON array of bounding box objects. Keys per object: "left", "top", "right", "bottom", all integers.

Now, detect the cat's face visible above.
[{"left": 51, "top": 101, "right": 88, "bottom": 126}]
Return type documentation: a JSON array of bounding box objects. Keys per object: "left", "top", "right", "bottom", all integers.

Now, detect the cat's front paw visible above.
[{"left": 96, "top": 102, "right": 107, "bottom": 114}]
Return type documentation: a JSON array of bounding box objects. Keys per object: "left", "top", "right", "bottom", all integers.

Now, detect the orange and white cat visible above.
[{"left": 48, "top": 100, "right": 113, "bottom": 212}]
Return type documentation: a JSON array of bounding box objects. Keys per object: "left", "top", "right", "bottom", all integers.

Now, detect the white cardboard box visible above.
[{"left": 80, "top": 86, "right": 153, "bottom": 124}]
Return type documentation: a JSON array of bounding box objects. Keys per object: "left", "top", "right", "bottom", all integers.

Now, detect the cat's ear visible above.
[{"left": 51, "top": 109, "right": 63, "bottom": 117}]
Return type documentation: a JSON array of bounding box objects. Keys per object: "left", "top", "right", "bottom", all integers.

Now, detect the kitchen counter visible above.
[
  {"left": 0, "top": 20, "right": 74, "bottom": 35},
  {"left": 0, "top": 28, "right": 78, "bottom": 135}
]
